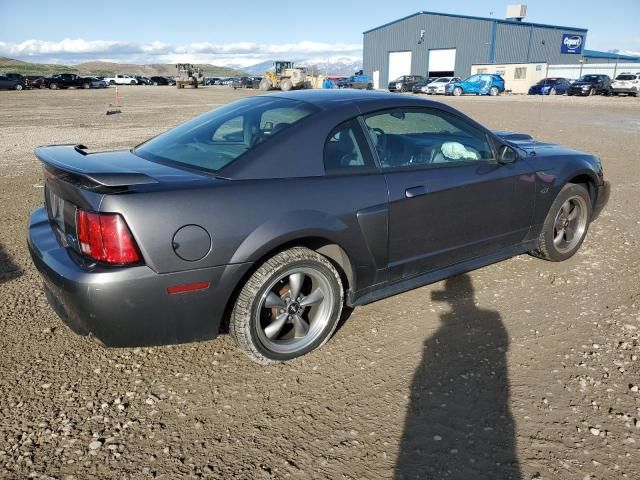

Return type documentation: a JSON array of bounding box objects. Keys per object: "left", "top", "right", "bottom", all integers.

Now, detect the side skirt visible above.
[{"left": 348, "top": 240, "right": 538, "bottom": 307}]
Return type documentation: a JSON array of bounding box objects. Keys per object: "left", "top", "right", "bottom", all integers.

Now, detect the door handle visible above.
[{"left": 405, "top": 186, "right": 427, "bottom": 198}]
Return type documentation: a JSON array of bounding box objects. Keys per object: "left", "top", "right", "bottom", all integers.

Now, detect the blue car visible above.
[
  {"left": 445, "top": 74, "right": 505, "bottom": 96},
  {"left": 528, "top": 77, "right": 570, "bottom": 95}
]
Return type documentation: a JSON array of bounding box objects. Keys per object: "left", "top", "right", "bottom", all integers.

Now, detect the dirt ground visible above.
[{"left": 0, "top": 86, "right": 639, "bottom": 480}]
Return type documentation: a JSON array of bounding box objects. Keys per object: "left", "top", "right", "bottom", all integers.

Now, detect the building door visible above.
[
  {"left": 428, "top": 48, "right": 456, "bottom": 77},
  {"left": 388, "top": 51, "right": 412, "bottom": 83},
  {"left": 372, "top": 70, "right": 380, "bottom": 90}
]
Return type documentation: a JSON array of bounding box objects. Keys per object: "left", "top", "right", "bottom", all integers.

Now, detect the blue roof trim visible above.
[
  {"left": 583, "top": 49, "right": 640, "bottom": 61},
  {"left": 363, "top": 11, "right": 588, "bottom": 34}
]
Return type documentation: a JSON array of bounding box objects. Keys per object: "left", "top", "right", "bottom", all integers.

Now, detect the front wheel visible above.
[
  {"left": 15, "top": 84, "right": 23, "bottom": 91},
  {"left": 230, "top": 247, "right": 344, "bottom": 364},
  {"left": 83, "top": 83, "right": 90, "bottom": 89},
  {"left": 489, "top": 86, "right": 499, "bottom": 96},
  {"left": 280, "top": 78, "right": 293, "bottom": 91},
  {"left": 452, "top": 86, "right": 463, "bottom": 96},
  {"left": 549, "top": 87, "right": 557, "bottom": 95},
  {"left": 49, "top": 83, "right": 58, "bottom": 90},
  {"left": 531, "top": 183, "right": 592, "bottom": 262}
]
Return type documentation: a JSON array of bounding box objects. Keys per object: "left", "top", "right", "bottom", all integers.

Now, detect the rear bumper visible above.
[
  {"left": 592, "top": 181, "right": 611, "bottom": 222},
  {"left": 611, "top": 87, "right": 637, "bottom": 94},
  {"left": 28, "top": 207, "right": 252, "bottom": 347}
]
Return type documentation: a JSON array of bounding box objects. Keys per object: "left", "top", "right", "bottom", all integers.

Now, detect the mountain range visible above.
[{"left": 0, "top": 56, "right": 363, "bottom": 78}]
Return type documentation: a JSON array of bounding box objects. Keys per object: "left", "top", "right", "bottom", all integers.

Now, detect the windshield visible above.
[
  {"left": 434, "top": 78, "right": 449, "bottom": 83},
  {"left": 135, "top": 97, "right": 318, "bottom": 173},
  {"left": 615, "top": 74, "right": 636, "bottom": 81},
  {"left": 579, "top": 75, "right": 602, "bottom": 82},
  {"left": 393, "top": 76, "right": 406, "bottom": 82},
  {"left": 537, "top": 78, "right": 558, "bottom": 85}
]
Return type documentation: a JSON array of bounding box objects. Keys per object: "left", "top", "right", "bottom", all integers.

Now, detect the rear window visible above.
[{"left": 134, "top": 97, "right": 317, "bottom": 173}]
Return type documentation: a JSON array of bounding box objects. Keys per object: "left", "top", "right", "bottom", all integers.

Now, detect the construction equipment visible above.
[
  {"left": 259, "top": 61, "right": 310, "bottom": 91},
  {"left": 175, "top": 64, "right": 204, "bottom": 89}
]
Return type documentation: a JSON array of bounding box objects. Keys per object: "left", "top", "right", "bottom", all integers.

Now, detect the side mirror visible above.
[
  {"left": 498, "top": 145, "right": 518, "bottom": 164},
  {"left": 498, "top": 145, "right": 518, "bottom": 165}
]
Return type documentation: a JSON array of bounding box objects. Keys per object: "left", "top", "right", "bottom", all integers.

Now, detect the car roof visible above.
[{"left": 265, "top": 89, "right": 444, "bottom": 110}]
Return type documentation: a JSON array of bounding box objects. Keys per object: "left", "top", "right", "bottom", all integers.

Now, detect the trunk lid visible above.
[{"left": 36, "top": 144, "right": 214, "bottom": 256}]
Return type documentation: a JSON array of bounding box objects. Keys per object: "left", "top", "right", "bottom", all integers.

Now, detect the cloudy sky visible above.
[{"left": 0, "top": 0, "right": 638, "bottom": 66}]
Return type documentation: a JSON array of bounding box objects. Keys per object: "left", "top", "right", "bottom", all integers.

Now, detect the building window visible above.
[
  {"left": 514, "top": 67, "right": 527, "bottom": 80},
  {"left": 477, "top": 68, "right": 488, "bottom": 74}
]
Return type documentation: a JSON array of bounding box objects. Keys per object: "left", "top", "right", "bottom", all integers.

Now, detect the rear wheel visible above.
[
  {"left": 83, "top": 83, "right": 90, "bottom": 89},
  {"left": 230, "top": 247, "right": 344, "bottom": 364},
  {"left": 453, "top": 86, "right": 463, "bottom": 96},
  {"left": 531, "top": 183, "right": 592, "bottom": 262},
  {"left": 153, "top": 81, "right": 158, "bottom": 86},
  {"left": 589, "top": 88, "right": 595, "bottom": 96},
  {"left": 49, "top": 83, "right": 58, "bottom": 90},
  {"left": 549, "top": 87, "right": 557, "bottom": 95},
  {"left": 109, "top": 80, "right": 115, "bottom": 85},
  {"left": 400, "top": 85, "right": 408, "bottom": 93},
  {"left": 489, "top": 86, "right": 499, "bottom": 96},
  {"left": 15, "top": 84, "right": 23, "bottom": 91}
]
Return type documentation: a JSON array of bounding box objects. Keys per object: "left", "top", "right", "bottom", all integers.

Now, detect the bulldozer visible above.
[
  {"left": 259, "top": 61, "right": 309, "bottom": 91},
  {"left": 175, "top": 63, "right": 204, "bottom": 89}
]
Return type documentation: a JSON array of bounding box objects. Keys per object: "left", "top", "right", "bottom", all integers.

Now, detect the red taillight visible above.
[{"left": 76, "top": 209, "right": 141, "bottom": 265}]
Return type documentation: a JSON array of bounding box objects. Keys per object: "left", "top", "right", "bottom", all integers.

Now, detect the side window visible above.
[
  {"left": 364, "top": 108, "right": 493, "bottom": 169},
  {"left": 212, "top": 115, "right": 244, "bottom": 142},
  {"left": 324, "top": 119, "right": 373, "bottom": 174},
  {"left": 260, "top": 107, "right": 309, "bottom": 132}
]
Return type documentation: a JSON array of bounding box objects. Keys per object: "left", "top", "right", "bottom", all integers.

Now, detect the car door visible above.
[
  {"left": 362, "top": 107, "right": 536, "bottom": 281},
  {"left": 0, "top": 76, "right": 8, "bottom": 89}
]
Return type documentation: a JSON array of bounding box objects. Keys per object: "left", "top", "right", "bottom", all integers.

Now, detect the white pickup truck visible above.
[{"left": 104, "top": 74, "right": 138, "bottom": 85}]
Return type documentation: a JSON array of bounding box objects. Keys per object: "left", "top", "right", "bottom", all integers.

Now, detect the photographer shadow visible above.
[
  {"left": 0, "top": 241, "right": 21, "bottom": 285},
  {"left": 395, "top": 274, "right": 520, "bottom": 479}
]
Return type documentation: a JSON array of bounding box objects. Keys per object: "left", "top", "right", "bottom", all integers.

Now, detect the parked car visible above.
[
  {"left": 338, "top": 73, "right": 373, "bottom": 90},
  {"left": 423, "top": 77, "right": 461, "bottom": 95},
  {"left": 566, "top": 74, "right": 611, "bottom": 96},
  {"left": 47, "top": 74, "right": 93, "bottom": 90},
  {"left": 134, "top": 76, "right": 151, "bottom": 86},
  {"left": 232, "top": 77, "right": 251, "bottom": 89},
  {"left": 388, "top": 75, "right": 425, "bottom": 92},
  {"left": 89, "top": 77, "right": 108, "bottom": 89},
  {"left": 1, "top": 73, "right": 29, "bottom": 89},
  {"left": 411, "top": 77, "right": 437, "bottom": 93},
  {"left": 149, "top": 76, "right": 173, "bottom": 86},
  {"left": 25, "top": 75, "right": 44, "bottom": 89},
  {"left": 28, "top": 90, "right": 609, "bottom": 364},
  {"left": 610, "top": 72, "right": 639, "bottom": 97},
  {"left": 28, "top": 76, "right": 48, "bottom": 89},
  {"left": 0, "top": 75, "right": 24, "bottom": 90},
  {"left": 104, "top": 74, "right": 138, "bottom": 86},
  {"left": 445, "top": 74, "right": 505, "bottom": 96},
  {"left": 528, "top": 77, "right": 571, "bottom": 95}
]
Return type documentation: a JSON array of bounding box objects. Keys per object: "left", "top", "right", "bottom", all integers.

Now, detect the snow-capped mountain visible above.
[{"left": 243, "top": 57, "right": 362, "bottom": 76}]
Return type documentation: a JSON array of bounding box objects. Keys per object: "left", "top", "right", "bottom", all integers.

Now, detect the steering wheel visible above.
[{"left": 370, "top": 127, "right": 387, "bottom": 157}]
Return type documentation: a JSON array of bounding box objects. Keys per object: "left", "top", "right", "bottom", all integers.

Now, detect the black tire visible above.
[
  {"left": 531, "top": 183, "right": 592, "bottom": 262},
  {"left": 453, "top": 86, "right": 463, "bottom": 96},
  {"left": 280, "top": 78, "right": 293, "bottom": 91},
  {"left": 109, "top": 80, "right": 115, "bottom": 85},
  {"left": 230, "top": 247, "right": 344, "bottom": 364},
  {"left": 83, "top": 83, "right": 90, "bottom": 89},
  {"left": 489, "top": 86, "right": 499, "bottom": 96},
  {"left": 589, "top": 88, "right": 595, "bottom": 96},
  {"left": 400, "top": 85, "right": 408, "bottom": 93},
  {"left": 15, "top": 84, "right": 23, "bottom": 91},
  {"left": 153, "top": 81, "right": 158, "bottom": 86},
  {"left": 550, "top": 87, "right": 557, "bottom": 95},
  {"left": 259, "top": 79, "right": 271, "bottom": 91}
]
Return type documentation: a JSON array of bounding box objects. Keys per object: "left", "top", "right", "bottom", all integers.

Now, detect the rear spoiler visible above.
[{"left": 35, "top": 144, "right": 158, "bottom": 188}]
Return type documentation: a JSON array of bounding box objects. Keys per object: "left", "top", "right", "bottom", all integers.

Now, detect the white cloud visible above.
[{"left": 0, "top": 38, "right": 362, "bottom": 67}]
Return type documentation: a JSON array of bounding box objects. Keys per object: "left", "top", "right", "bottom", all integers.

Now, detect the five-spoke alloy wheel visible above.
[
  {"left": 533, "top": 183, "right": 592, "bottom": 261},
  {"left": 230, "top": 247, "right": 343, "bottom": 364}
]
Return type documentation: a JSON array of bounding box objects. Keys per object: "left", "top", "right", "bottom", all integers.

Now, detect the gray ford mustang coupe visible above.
[{"left": 28, "top": 90, "right": 609, "bottom": 363}]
